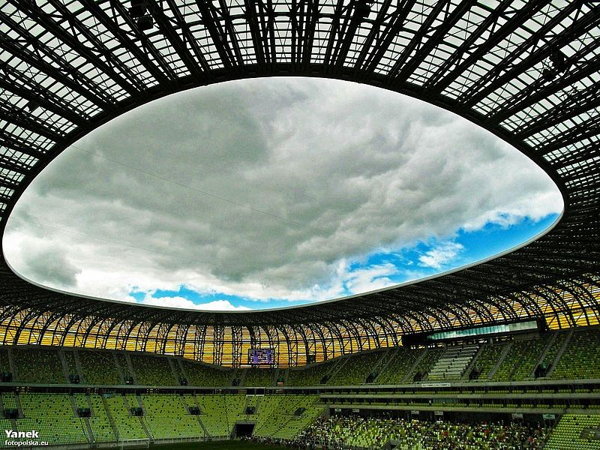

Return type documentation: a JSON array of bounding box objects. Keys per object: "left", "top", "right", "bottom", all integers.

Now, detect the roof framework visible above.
[{"left": 0, "top": 0, "right": 599, "bottom": 365}]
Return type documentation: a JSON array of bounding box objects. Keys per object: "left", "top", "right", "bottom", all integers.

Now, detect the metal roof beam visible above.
[
  {"left": 429, "top": 0, "right": 549, "bottom": 93},
  {"left": 194, "top": 0, "right": 235, "bottom": 68},
  {"left": 358, "top": 0, "right": 416, "bottom": 74},
  {"left": 462, "top": 3, "right": 599, "bottom": 107},
  {"left": 322, "top": 0, "right": 350, "bottom": 67},
  {"left": 81, "top": 0, "right": 172, "bottom": 84},
  {"left": 299, "top": 0, "right": 319, "bottom": 69},
  {"left": 164, "top": 0, "right": 212, "bottom": 74},
  {"left": 536, "top": 114, "right": 600, "bottom": 153},
  {"left": 0, "top": 102, "right": 63, "bottom": 142},
  {"left": 245, "top": 0, "right": 268, "bottom": 66},
  {"left": 0, "top": 68, "right": 87, "bottom": 127},
  {"left": 0, "top": 156, "right": 30, "bottom": 175},
  {"left": 0, "top": 129, "right": 45, "bottom": 159},
  {"left": 490, "top": 38, "right": 600, "bottom": 123},
  {"left": 0, "top": 21, "right": 113, "bottom": 111},
  {"left": 146, "top": 0, "right": 203, "bottom": 77},
  {"left": 392, "top": 0, "right": 476, "bottom": 82},
  {"left": 514, "top": 86, "right": 600, "bottom": 140},
  {"left": 108, "top": 0, "right": 179, "bottom": 81},
  {"left": 386, "top": 0, "right": 454, "bottom": 80},
  {"left": 215, "top": 0, "right": 246, "bottom": 67},
  {"left": 11, "top": 0, "right": 140, "bottom": 97}
]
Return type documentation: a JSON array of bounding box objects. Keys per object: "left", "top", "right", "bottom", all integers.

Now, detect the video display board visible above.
[{"left": 248, "top": 348, "right": 275, "bottom": 365}]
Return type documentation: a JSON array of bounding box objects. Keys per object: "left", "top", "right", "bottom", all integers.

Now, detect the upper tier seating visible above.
[
  {"left": 427, "top": 344, "right": 479, "bottom": 381},
  {"left": 411, "top": 348, "right": 443, "bottom": 381},
  {"left": 376, "top": 347, "right": 423, "bottom": 384},
  {"left": 182, "top": 361, "right": 233, "bottom": 386},
  {"left": 12, "top": 349, "right": 64, "bottom": 384},
  {"left": 551, "top": 328, "right": 600, "bottom": 380},
  {"left": 1, "top": 325, "right": 600, "bottom": 389},
  {"left": 131, "top": 355, "right": 177, "bottom": 386},
  {"left": 243, "top": 367, "right": 276, "bottom": 386},
  {"left": 472, "top": 342, "right": 507, "bottom": 380},
  {"left": 79, "top": 351, "right": 122, "bottom": 385},
  {"left": 287, "top": 359, "right": 337, "bottom": 386},
  {"left": 493, "top": 339, "right": 546, "bottom": 381},
  {"left": 328, "top": 351, "right": 386, "bottom": 385}
]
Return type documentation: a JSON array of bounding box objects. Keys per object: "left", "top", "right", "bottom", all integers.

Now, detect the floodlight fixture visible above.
[
  {"left": 129, "top": 0, "right": 147, "bottom": 18},
  {"left": 137, "top": 15, "right": 154, "bottom": 31},
  {"left": 355, "top": 0, "right": 371, "bottom": 21}
]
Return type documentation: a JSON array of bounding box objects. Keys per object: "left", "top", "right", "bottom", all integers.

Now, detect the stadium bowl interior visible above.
[{"left": 0, "top": 0, "right": 599, "bottom": 448}]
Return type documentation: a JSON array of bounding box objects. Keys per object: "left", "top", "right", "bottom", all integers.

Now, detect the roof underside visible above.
[{"left": 0, "top": 0, "right": 599, "bottom": 329}]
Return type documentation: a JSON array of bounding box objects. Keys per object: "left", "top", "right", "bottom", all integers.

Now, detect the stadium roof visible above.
[{"left": 0, "top": 0, "right": 599, "bottom": 333}]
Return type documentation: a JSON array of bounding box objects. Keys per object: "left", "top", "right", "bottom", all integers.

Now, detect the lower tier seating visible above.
[
  {"left": 545, "top": 414, "right": 600, "bottom": 450},
  {"left": 0, "top": 392, "right": 323, "bottom": 447},
  {"left": 18, "top": 393, "right": 89, "bottom": 445}
]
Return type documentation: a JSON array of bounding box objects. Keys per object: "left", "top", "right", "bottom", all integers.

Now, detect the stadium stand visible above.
[
  {"left": 103, "top": 394, "right": 148, "bottom": 441},
  {"left": 224, "top": 395, "right": 248, "bottom": 429},
  {"left": 551, "top": 328, "right": 600, "bottom": 380},
  {"left": 286, "top": 359, "right": 338, "bottom": 386},
  {"left": 471, "top": 342, "right": 508, "bottom": 380},
  {"left": 252, "top": 395, "right": 322, "bottom": 440},
  {"left": 195, "top": 395, "right": 234, "bottom": 438},
  {"left": 376, "top": 347, "right": 423, "bottom": 384},
  {"left": 410, "top": 347, "right": 443, "bottom": 382},
  {"left": 427, "top": 344, "right": 479, "bottom": 381},
  {"left": 4, "top": 328, "right": 600, "bottom": 390},
  {"left": 0, "top": 348, "right": 10, "bottom": 376},
  {"left": 243, "top": 368, "right": 276, "bottom": 387},
  {"left": 18, "top": 394, "right": 89, "bottom": 445},
  {"left": 140, "top": 394, "right": 204, "bottom": 439},
  {"left": 79, "top": 351, "right": 122, "bottom": 385},
  {"left": 116, "top": 354, "right": 134, "bottom": 384},
  {"left": 12, "top": 348, "right": 64, "bottom": 384},
  {"left": 0, "top": 0, "right": 599, "bottom": 448},
  {"left": 327, "top": 350, "right": 387, "bottom": 385},
  {"left": 493, "top": 339, "right": 547, "bottom": 381},
  {"left": 63, "top": 350, "right": 79, "bottom": 381},
  {"left": 545, "top": 414, "right": 600, "bottom": 450},
  {"left": 290, "top": 416, "right": 550, "bottom": 449},
  {"left": 131, "top": 355, "right": 177, "bottom": 386},
  {"left": 537, "top": 331, "right": 570, "bottom": 377},
  {"left": 0, "top": 327, "right": 600, "bottom": 447},
  {"left": 182, "top": 360, "right": 234, "bottom": 387},
  {"left": 86, "top": 394, "right": 118, "bottom": 443}
]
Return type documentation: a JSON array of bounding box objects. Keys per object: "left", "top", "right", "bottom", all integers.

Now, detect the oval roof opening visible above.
[{"left": 3, "top": 77, "right": 563, "bottom": 311}]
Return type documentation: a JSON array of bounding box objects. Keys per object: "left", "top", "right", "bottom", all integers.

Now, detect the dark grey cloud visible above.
[
  {"left": 15, "top": 242, "right": 80, "bottom": 288},
  {"left": 3, "top": 78, "right": 563, "bottom": 304}
]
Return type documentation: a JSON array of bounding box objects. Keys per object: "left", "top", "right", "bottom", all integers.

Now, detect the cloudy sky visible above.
[{"left": 3, "top": 78, "right": 563, "bottom": 311}]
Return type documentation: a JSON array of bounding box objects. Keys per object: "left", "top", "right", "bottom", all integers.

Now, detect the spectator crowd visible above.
[{"left": 248, "top": 414, "right": 551, "bottom": 449}]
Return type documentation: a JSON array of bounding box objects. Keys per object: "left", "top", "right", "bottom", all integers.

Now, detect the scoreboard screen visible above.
[{"left": 248, "top": 348, "right": 275, "bottom": 365}]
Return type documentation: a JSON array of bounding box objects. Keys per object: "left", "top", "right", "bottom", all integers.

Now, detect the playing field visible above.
[{"left": 150, "top": 441, "right": 289, "bottom": 450}]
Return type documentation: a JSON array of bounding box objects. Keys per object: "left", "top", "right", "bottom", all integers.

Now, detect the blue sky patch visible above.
[{"left": 132, "top": 213, "right": 559, "bottom": 310}]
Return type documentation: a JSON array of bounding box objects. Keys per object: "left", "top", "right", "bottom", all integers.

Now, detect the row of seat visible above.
[{"left": 1, "top": 326, "right": 599, "bottom": 386}]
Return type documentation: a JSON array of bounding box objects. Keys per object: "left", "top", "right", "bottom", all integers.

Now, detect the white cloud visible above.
[
  {"left": 418, "top": 242, "right": 465, "bottom": 269},
  {"left": 3, "top": 77, "right": 563, "bottom": 307},
  {"left": 343, "top": 263, "right": 397, "bottom": 293},
  {"left": 138, "top": 295, "right": 250, "bottom": 311}
]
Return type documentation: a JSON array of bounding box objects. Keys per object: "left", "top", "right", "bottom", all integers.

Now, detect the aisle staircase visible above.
[{"left": 427, "top": 344, "right": 479, "bottom": 381}]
